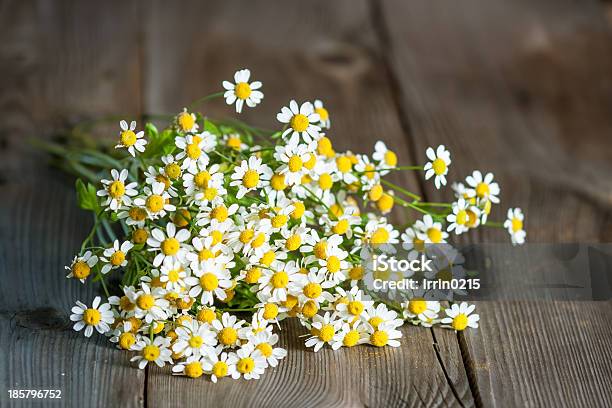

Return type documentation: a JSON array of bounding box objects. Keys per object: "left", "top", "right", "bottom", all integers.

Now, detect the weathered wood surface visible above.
[{"left": 1, "top": 0, "right": 611, "bottom": 407}]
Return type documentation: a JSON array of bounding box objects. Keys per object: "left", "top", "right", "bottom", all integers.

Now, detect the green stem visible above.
[
  {"left": 416, "top": 202, "right": 452, "bottom": 208},
  {"left": 484, "top": 221, "right": 504, "bottom": 228},
  {"left": 380, "top": 179, "right": 421, "bottom": 201},
  {"left": 356, "top": 165, "right": 423, "bottom": 175},
  {"left": 188, "top": 92, "right": 225, "bottom": 109}
]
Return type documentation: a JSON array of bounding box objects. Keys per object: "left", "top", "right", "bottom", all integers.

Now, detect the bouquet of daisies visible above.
[{"left": 59, "top": 69, "right": 526, "bottom": 380}]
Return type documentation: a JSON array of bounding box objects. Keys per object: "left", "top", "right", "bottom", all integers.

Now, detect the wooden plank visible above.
[
  {"left": 0, "top": 1, "right": 146, "bottom": 406},
  {"left": 143, "top": 1, "right": 473, "bottom": 406},
  {"left": 378, "top": 0, "right": 612, "bottom": 405}
]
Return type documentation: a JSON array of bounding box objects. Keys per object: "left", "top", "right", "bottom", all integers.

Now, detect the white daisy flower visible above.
[
  {"left": 175, "top": 108, "right": 199, "bottom": 133},
  {"left": 202, "top": 351, "right": 238, "bottom": 383},
  {"left": 277, "top": 224, "right": 310, "bottom": 253},
  {"left": 465, "top": 171, "right": 500, "bottom": 204},
  {"left": 223, "top": 133, "right": 248, "bottom": 151},
  {"left": 290, "top": 269, "right": 335, "bottom": 306},
  {"left": 147, "top": 222, "right": 190, "bottom": 267},
  {"left": 361, "top": 303, "right": 403, "bottom": 330},
  {"left": 108, "top": 321, "right": 138, "bottom": 350},
  {"left": 504, "top": 207, "right": 526, "bottom": 245},
  {"left": 332, "top": 154, "right": 359, "bottom": 184},
  {"left": 185, "top": 260, "right": 232, "bottom": 305},
  {"left": 158, "top": 259, "right": 189, "bottom": 292},
  {"left": 305, "top": 312, "right": 343, "bottom": 352},
  {"left": 415, "top": 214, "right": 448, "bottom": 244},
  {"left": 248, "top": 330, "right": 287, "bottom": 368},
  {"left": 441, "top": 302, "right": 480, "bottom": 331},
  {"left": 65, "top": 251, "right": 98, "bottom": 283},
  {"left": 372, "top": 141, "right": 398, "bottom": 175},
  {"left": 317, "top": 246, "right": 350, "bottom": 285},
  {"left": 117, "top": 205, "right": 148, "bottom": 228},
  {"left": 367, "top": 321, "right": 403, "bottom": 347},
  {"left": 424, "top": 145, "right": 451, "bottom": 189},
  {"left": 175, "top": 133, "right": 215, "bottom": 173},
  {"left": 230, "top": 156, "right": 273, "bottom": 199},
  {"left": 172, "top": 355, "right": 206, "bottom": 379},
  {"left": 277, "top": 100, "right": 321, "bottom": 143},
  {"left": 223, "top": 69, "right": 263, "bottom": 113},
  {"left": 274, "top": 134, "right": 315, "bottom": 186},
  {"left": 100, "top": 240, "right": 133, "bottom": 274},
  {"left": 257, "top": 260, "right": 301, "bottom": 302},
  {"left": 115, "top": 120, "right": 147, "bottom": 157},
  {"left": 70, "top": 296, "right": 114, "bottom": 337},
  {"left": 173, "top": 320, "right": 217, "bottom": 358},
  {"left": 134, "top": 182, "right": 175, "bottom": 219},
  {"left": 331, "top": 321, "right": 368, "bottom": 349},
  {"left": 97, "top": 169, "right": 138, "bottom": 211},
  {"left": 354, "top": 155, "right": 380, "bottom": 189},
  {"left": 131, "top": 336, "right": 173, "bottom": 369},
  {"left": 143, "top": 166, "right": 178, "bottom": 198},
  {"left": 402, "top": 299, "right": 440, "bottom": 327},
  {"left": 126, "top": 283, "right": 170, "bottom": 323},
  {"left": 196, "top": 203, "right": 239, "bottom": 228},
  {"left": 335, "top": 287, "right": 374, "bottom": 322},
  {"left": 313, "top": 99, "right": 330, "bottom": 129},
  {"left": 212, "top": 312, "right": 246, "bottom": 349},
  {"left": 301, "top": 230, "right": 343, "bottom": 261},
  {"left": 446, "top": 198, "right": 477, "bottom": 235},
  {"left": 230, "top": 344, "right": 268, "bottom": 380},
  {"left": 182, "top": 163, "right": 224, "bottom": 203}
]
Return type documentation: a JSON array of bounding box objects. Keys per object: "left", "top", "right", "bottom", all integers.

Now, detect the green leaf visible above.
[
  {"left": 75, "top": 178, "right": 100, "bottom": 212},
  {"left": 204, "top": 119, "right": 221, "bottom": 136},
  {"left": 145, "top": 122, "right": 159, "bottom": 140}
]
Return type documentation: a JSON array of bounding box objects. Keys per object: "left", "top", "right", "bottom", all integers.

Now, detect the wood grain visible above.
[
  {"left": 0, "top": 1, "right": 146, "bottom": 406},
  {"left": 142, "top": 0, "right": 473, "bottom": 406},
  {"left": 378, "top": 0, "right": 612, "bottom": 405}
]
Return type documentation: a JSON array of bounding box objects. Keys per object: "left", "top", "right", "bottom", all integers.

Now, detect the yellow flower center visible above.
[
  {"left": 110, "top": 251, "right": 125, "bottom": 266},
  {"left": 72, "top": 261, "right": 90, "bottom": 279},
  {"left": 456, "top": 210, "right": 468, "bottom": 225},
  {"left": 314, "top": 241, "right": 327, "bottom": 260},
  {"left": 218, "top": 327, "right": 238, "bottom": 345},
  {"left": 327, "top": 255, "right": 341, "bottom": 273},
  {"left": 512, "top": 217, "right": 523, "bottom": 232},
  {"left": 237, "top": 357, "right": 255, "bottom": 374},
  {"left": 244, "top": 267, "right": 262, "bottom": 284},
  {"left": 302, "top": 300, "right": 318, "bottom": 318},
  {"left": 164, "top": 163, "right": 181, "bottom": 180},
  {"left": 271, "top": 271, "right": 289, "bottom": 289},
  {"left": 371, "top": 228, "right": 390, "bottom": 245},
  {"left": 208, "top": 206, "right": 227, "bottom": 223},
  {"left": 329, "top": 204, "right": 344, "bottom": 218},
  {"left": 251, "top": 233, "right": 266, "bottom": 248},
  {"left": 193, "top": 171, "right": 211, "bottom": 189},
  {"left": 304, "top": 153, "right": 316, "bottom": 170},
  {"left": 318, "top": 173, "right": 333, "bottom": 190},
  {"left": 290, "top": 114, "right": 309, "bottom": 132},
  {"left": 349, "top": 266, "right": 364, "bottom": 281},
  {"left": 408, "top": 299, "right": 427, "bottom": 315},
  {"left": 186, "top": 143, "right": 201, "bottom": 160},
  {"left": 196, "top": 308, "right": 216, "bottom": 324},
  {"left": 234, "top": 82, "right": 252, "bottom": 100},
  {"left": 369, "top": 317, "right": 383, "bottom": 330},
  {"left": 452, "top": 314, "right": 469, "bottom": 331},
  {"left": 82, "top": 308, "right": 101, "bottom": 325},
  {"left": 108, "top": 181, "right": 125, "bottom": 199},
  {"left": 291, "top": 201, "right": 305, "bottom": 219},
  {"left": 343, "top": 330, "right": 360, "bottom": 347},
  {"left": 177, "top": 111, "right": 195, "bottom": 132},
  {"left": 376, "top": 194, "right": 394, "bottom": 213},
  {"left": 227, "top": 136, "right": 241, "bottom": 150},
  {"left": 270, "top": 174, "right": 286, "bottom": 191},
  {"left": 466, "top": 210, "right": 479, "bottom": 227},
  {"left": 318, "top": 324, "right": 335, "bottom": 342},
  {"left": 200, "top": 273, "right": 219, "bottom": 291},
  {"left": 212, "top": 361, "right": 228, "bottom": 378},
  {"left": 137, "top": 294, "right": 155, "bottom": 310},
  {"left": 385, "top": 150, "right": 398, "bottom": 167},
  {"left": 161, "top": 238, "right": 179, "bottom": 255},
  {"left": 303, "top": 282, "right": 322, "bottom": 299},
  {"left": 239, "top": 229, "right": 254, "bottom": 244},
  {"left": 167, "top": 269, "right": 180, "bottom": 283},
  {"left": 432, "top": 158, "right": 446, "bottom": 175},
  {"left": 188, "top": 335, "right": 204, "bottom": 349},
  {"left": 198, "top": 248, "right": 214, "bottom": 262},
  {"left": 146, "top": 195, "right": 164, "bottom": 212},
  {"left": 285, "top": 234, "right": 301, "bottom": 251},
  {"left": 336, "top": 156, "right": 352, "bottom": 173},
  {"left": 370, "top": 330, "right": 389, "bottom": 347},
  {"left": 128, "top": 207, "right": 147, "bottom": 222},
  {"left": 348, "top": 301, "right": 364, "bottom": 316},
  {"left": 427, "top": 228, "right": 442, "bottom": 243},
  {"left": 317, "top": 137, "right": 334, "bottom": 157},
  {"left": 184, "top": 361, "right": 203, "bottom": 378},
  {"left": 203, "top": 187, "right": 217, "bottom": 201},
  {"left": 260, "top": 251, "right": 275, "bottom": 266},
  {"left": 132, "top": 228, "right": 148, "bottom": 244},
  {"left": 271, "top": 214, "right": 288, "bottom": 229},
  {"left": 242, "top": 170, "right": 259, "bottom": 188},
  {"left": 263, "top": 303, "right": 279, "bottom": 320},
  {"left": 120, "top": 130, "right": 137, "bottom": 146},
  {"left": 118, "top": 332, "right": 136, "bottom": 350},
  {"left": 436, "top": 268, "right": 452, "bottom": 282},
  {"left": 476, "top": 182, "right": 489, "bottom": 198},
  {"left": 315, "top": 107, "right": 329, "bottom": 121},
  {"left": 332, "top": 219, "right": 349, "bottom": 235},
  {"left": 288, "top": 155, "right": 303, "bottom": 172},
  {"left": 256, "top": 342, "right": 273, "bottom": 358},
  {"left": 143, "top": 345, "right": 160, "bottom": 361},
  {"left": 369, "top": 184, "right": 384, "bottom": 201}
]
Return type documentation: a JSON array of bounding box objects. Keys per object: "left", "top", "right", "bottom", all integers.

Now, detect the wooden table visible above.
[{"left": 2, "top": 1, "right": 612, "bottom": 406}]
